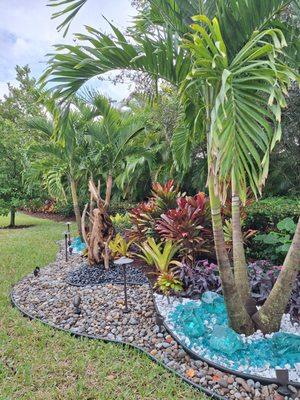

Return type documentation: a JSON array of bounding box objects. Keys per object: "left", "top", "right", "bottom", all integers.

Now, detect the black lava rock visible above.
[{"left": 66, "top": 263, "right": 149, "bottom": 287}]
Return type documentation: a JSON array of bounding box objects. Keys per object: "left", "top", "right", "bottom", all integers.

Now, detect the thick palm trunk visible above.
[
  {"left": 9, "top": 206, "right": 16, "bottom": 228},
  {"left": 231, "top": 189, "right": 251, "bottom": 303},
  {"left": 208, "top": 178, "right": 255, "bottom": 334},
  {"left": 104, "top": 172, "right": 113, "bottom": 210},
  {"left": 253, "top": 217, "right": 300, "bottom": 333},
  {"left": 70, "top": 178, "right": 82, "bottom": 238}
]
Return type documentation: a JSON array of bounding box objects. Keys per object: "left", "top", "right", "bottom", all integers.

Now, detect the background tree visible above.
[{"left": 0, "top": 66, "right": 45, "bottom": 227}]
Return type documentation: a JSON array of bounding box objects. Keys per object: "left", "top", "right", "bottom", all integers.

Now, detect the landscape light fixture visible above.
[
  {"left": 73, "top": 294, "right": 82, "bottom": 315},
  {"left": 275, "top": 369, "right": 293, "bottom": 397},
  {"left": 64, "top": 232, "right": 68, "bottom": 262},
  {"left": 33, "top": 266, "right": 40, "bottom": 277},
  {"left": 114, "top": 257, "right": 133, "bottom": 313},
  {"left": 66, "top": 222, "right": 71, "bottom": 245}
]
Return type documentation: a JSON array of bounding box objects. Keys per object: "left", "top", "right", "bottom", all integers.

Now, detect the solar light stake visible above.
[
  {"left": 64, "top": 232, "right": 68, "bottom": 262},
  {"left": 122, "top": 264, "right": 130, "bottom": 313},
  {"left": 276, "top": 369, "right": 293, "bottom": 397},
  {"left": 33, "top": 266, "right": 40, "bottom": 277},
  {"left": 114, "top": 257, "right": 133, "bottom": 314},
  {"left": 66, "top": 222, "right": 71, "bottom": 245},
  {"left": 73, "top": 295, "right": 81, "bottom": 315}
]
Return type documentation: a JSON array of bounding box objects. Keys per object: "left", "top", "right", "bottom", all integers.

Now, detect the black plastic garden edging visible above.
[
  {"left": 152, "top": 297, "right": 300, "bottom": 389},
  {"left": 10, "top": 289, "right": 226, "bottom": 400}
]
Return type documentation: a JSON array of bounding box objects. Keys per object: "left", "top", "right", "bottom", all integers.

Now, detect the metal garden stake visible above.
[
  {"left": 114, "top": 257, "right": 133, "bottom": 313},
  {"left": 64, "top": 232, "right": 68, "bottom": 262},
  {"left": 66, "top": 222, "right": 71, "bottom": 245}
]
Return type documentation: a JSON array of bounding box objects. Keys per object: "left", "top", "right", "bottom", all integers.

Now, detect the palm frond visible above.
[
  {"left": 27, "top": 116, "right": 54, "bottom": 137},
  {"left": 41, "top": 22, "right": 190, "bottom": 99},
  {"left": 48, "top": 0, "right": 88, "bottom": 37},
  {"left": 184, "top": 16, "right": 298, "bottom": 202}
]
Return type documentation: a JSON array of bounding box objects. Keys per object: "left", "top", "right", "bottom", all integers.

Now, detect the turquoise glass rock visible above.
[
  {"left": 168, "top": 291, "right": 299, "bottom": 375},
  {"left": 201, "top": 291, "right": 225, "bottom": 313},
  {"left": 209, "top": 325, "right": 244, "bottom": 356},
  {"left": 272, "top": 332, "right": 300, "bottom": 363},
  {"left": 70, "top": 236, "right": 86, "bottom": 253},
  {"left": 182, "top": 307, "right": 205, "bottom": 338},
  {"left": 173, "top": 303, "right": 205, "bottom": 338}
]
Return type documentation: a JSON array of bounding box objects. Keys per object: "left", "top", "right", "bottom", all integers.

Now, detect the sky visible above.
[{"left": 0, "top": 0, "right": 136, "bottom": 100}]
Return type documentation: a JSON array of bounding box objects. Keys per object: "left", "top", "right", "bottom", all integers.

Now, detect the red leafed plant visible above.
[
  {"left": 156, "top": 192, "right": 212, "bottom": 262},
  {"left": 151, "top": 179, "right": 180, "bottom": 211},
  {"left": 128, "top": 179, "right": 180, "bottom": 242},
  {"left": 128, "top": 199, "right": 158, "bottom": 241}
]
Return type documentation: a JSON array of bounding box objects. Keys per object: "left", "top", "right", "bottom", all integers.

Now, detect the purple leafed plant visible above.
[
  {"left": 179, "top": 259, "right": 299, "bottom": 322},
  {"left": 248, "top": 260, "right": 299, "bottom": 322},
  {"left": 179, "top": 260, "right": 222, "bottom": 298}
]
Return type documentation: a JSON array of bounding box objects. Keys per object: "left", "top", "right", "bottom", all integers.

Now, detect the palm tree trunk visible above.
[
  {"left": 9, "top": 206, "right": 16, "bottom": 228},
  {"left": 208, "top": 177, "right": 255, "bottom": 334},
  {"left": 253, "top": 217, "right": 300, "bottom": 333},
  {"left": 70, "top": 178, "right": 82, "bottom": 238},
  {"left": 231, "top": 187, "right": 251, "bottom": 303},
  {"left": 104, "top": 172, "right": 113, "bottom": 210}
]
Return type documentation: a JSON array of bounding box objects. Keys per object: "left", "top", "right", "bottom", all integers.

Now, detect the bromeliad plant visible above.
[
  {"left": 151, "top": 180, "right": 180, "bottom": 211},
  {"left": 136, "top": 238, "right": 183, "bottom": 294},
  {"left": 129, "top": 179, "right": 180, "bottom": 242},
  {"left": 109, "top": 233, "right": 133, "bottom": 259},
  {"left": 156, "top": 192, "right": 212, "bottom": 261}
]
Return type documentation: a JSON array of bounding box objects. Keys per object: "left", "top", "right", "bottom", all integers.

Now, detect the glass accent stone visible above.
[
  {"left": 70, "top": 236, "right": 86, "bottom": 253},
  {"left": 168, "top": 292, "right": 299, "bottom": 374},
  {"left": 209, "top": 325, "right": 244, "bottom": 355}
]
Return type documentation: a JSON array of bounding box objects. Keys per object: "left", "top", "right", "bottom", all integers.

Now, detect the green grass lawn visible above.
[{"left": 0, "top": 213, "right": 206, "bottom": 400}]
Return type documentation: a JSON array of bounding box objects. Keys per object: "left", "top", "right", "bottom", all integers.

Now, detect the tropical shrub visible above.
[
  {"left": 156, "top": 273, "right": 183, "bottom": 295},
  {"left": 156, "top": 192, "right": 212, "bottom": 261},
  {"left": 151, "top": 180, "right": 180, "bottom": 212},
  {"left": 245, "top": 197, "right": 300, "bottom": 230},
  {"left": 129, "top": 200, "right": 159, "bottom": 241},
  {"left": 252, "top": 217, "right": 297, "bottom": 264}
]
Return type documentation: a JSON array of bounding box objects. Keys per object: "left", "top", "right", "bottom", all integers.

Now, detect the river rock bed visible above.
[
  {"left": 66, "top": 261, "right": 148, "bottom": 286},
  {"left": 11, "top": 245, "right": 299, "bottom": 400}
]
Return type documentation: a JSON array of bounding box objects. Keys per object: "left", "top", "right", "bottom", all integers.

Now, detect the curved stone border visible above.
[
  {"left": 10, "top": 289, "right": 225, "bottom": 400},
  {"left": 152, "top": 297, "right": 300, "bottom": 389}
]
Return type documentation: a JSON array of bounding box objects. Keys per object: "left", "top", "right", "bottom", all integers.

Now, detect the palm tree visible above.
[
  {"left": 43, "top": 0, "right": 299, "bottom": 334},
  {"left": 27, "top": 99, "right": 91, "bottom": 237},
  {"left": 82, "top": 90, "right": 145, "bottom": 207}
]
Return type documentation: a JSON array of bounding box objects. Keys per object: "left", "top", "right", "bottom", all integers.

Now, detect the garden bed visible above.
[{"left": 10, "top": 244, "right": 300, "bottom": 400}]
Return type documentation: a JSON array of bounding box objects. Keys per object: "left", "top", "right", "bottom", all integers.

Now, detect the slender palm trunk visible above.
[
  {"left": 231, "top": 187, "right": 251, "bottom": 303},
  {"left": 70, "top": 178, "right": 82, "bottom": 238},
  {"left": 104, "top": 172, "right": 113, "bottom": 210},
  {"left": 208, "top": 177, "right": 255, "bottom": 334},
  {"left": 9, "top": 206, "right": 16, "bottom": 228},
  {"left": 253, "top": 217, "right": 300, "bottom": 333}
]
